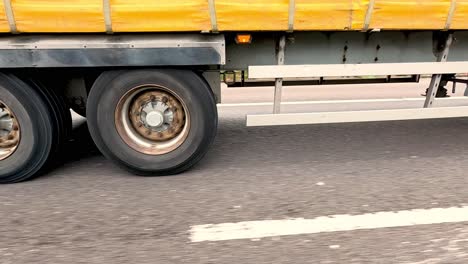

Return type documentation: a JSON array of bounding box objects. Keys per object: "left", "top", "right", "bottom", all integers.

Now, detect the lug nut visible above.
[
  {"left": 7, "top": 135, "right": 14, "bottom": 140},
  {"left": 162, "top": 96, "right": 168, "bottom": 103},
  {"left": 12, "top": 125, "right": 18, "bottom": 131}
]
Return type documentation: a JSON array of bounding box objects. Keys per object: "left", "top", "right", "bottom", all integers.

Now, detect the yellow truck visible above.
[{"left": 1, "top": 0, "right": 468, "bottom": 183}]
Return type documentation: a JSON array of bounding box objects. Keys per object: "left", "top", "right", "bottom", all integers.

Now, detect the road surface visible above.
[{"left": 2, "top": 81, "right": 468, "bottom": 263}]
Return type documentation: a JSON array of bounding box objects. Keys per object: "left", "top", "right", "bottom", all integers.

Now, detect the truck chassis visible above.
[{"left": 0, "top": 31, "right": 467, "bottom": 183}]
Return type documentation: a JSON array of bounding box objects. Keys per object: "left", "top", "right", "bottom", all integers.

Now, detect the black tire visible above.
[
  {"left": 0, "top": 74, "right": 56, "bottom": 183},
  {"left": 86, "top": 69, "right": 218, "bottom": 175},
  {"left": 27, "top": 79, "right": 72, "bottom": 167}
]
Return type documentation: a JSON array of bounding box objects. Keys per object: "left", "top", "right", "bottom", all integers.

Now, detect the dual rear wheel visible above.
[
  {"left": 0, "top": 69, "right": 218, "bottom": 183},
  {"left": 0, "top": 73, "right": 71, "bottom": 183}
]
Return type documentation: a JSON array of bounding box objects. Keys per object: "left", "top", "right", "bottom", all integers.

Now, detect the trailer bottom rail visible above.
[{"left": 246, "top": 106, "right": 468, "bottom": 127}]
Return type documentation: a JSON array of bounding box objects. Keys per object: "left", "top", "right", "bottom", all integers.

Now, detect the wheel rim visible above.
[
  {"left": 115, "top": 85, "right": 190, "bottom": 155},
  {"left": 0, "top": 100, "right": 20, "bottom": 160}
]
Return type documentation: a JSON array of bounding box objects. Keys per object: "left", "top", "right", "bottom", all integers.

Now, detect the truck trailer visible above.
[{"left": 1, "top": 0, "right": 468, "bottom": 183}]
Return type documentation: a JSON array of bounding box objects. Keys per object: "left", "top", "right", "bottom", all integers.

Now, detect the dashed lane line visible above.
[{"left": 190, "top": 206, "right": 468, "bottom": 242}]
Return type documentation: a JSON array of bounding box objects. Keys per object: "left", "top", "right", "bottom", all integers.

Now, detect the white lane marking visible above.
[
  {"left": 217, "top": 97, "right": 468, "bottom": 108},
  {"left": 190, "top": 206, "right": 468, "bottom": 242}
]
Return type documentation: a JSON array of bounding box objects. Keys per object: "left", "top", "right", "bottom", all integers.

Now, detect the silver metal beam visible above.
[
  {"left": 249, "top": 61, "right": 468, "bottom": 79},
  {"left": 424, "top": 76, "right": 444, "bottom": 108},
  {"left": 273, "top": 36, "right": 286, "bottom": 114},
  {"left": 0, "top": 34, "right": 225, "bottom": 50},
  {"left": 424, "top": 34, "right": 453, "bottom": 108},
  {"left": 0, "top": 34, "right": 225, "bottom": 67},
  {"left": 246, "top": 106, "right": 468, "bottom": 127}
]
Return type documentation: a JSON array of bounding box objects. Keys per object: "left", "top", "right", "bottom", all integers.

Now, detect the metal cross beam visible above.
[
  {"left": 273, "top": 36, "right": 286, "bottom": 114},
  {"left": 424, "top": 34, "right": 453, "bottom": 108}
]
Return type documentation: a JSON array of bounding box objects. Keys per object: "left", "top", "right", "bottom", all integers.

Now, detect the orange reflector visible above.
[{"left": 235, "top": 34, "right": 252, "bottom": 44}]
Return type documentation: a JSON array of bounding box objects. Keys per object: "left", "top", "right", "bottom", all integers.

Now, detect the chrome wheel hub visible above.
[
  {"left": 140, "top": 100, "right": 173, "bottom": 130},
  {"left": 0, "top": 101, "right": 20, "bottom": 160},
  {"left": 115, "top": 86, "right": 190, "bottom": 155},
  {"left": 128, "top": 90, "right": 185, "bottom": 142},
  {"left": 145, "top": 110, "right": 165, "bottom": 127}
]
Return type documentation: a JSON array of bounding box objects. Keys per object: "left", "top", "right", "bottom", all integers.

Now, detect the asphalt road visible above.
[{"left": 2, "top": 82, "right": 468, "bottom": 263}]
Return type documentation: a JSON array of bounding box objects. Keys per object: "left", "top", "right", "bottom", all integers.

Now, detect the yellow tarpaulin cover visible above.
[{"left": 0, "top": 0, "right": 466, "bottom": 33}]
